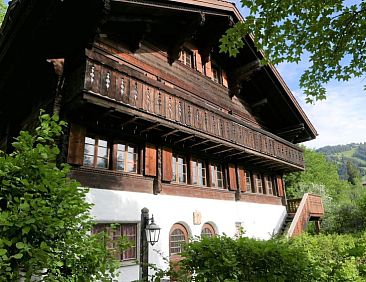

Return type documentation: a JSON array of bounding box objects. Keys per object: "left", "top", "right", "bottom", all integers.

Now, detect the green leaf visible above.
[{"left": 13, "top": 253, "right": 23, "bottom": 259}]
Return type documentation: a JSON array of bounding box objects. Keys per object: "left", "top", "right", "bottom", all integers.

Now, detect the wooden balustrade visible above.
[
  {"left": 287, "top": 193, "right": 324, "bottom": 237},
  {"left": 83, "top": 59, "right": 305, "bottom": 168}
]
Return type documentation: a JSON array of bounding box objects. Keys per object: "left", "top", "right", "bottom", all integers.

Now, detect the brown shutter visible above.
[
  {"left": 276, "top": 175, "right": 284, "bottom": 197},
  {"left": 228, "top": 164, "right": 238, "bottom": 191},
  {"left": 162, "top": 147, "right": 173, "bottom": 182},
  {"left": 238, "top": 166, "right": 246, "bottom": 192},
  {"left": 145, "top": 143, "right": 157, "bottom": 177},
  {"left": 67, "top": 123, "right": 86, "bottom": 165}
]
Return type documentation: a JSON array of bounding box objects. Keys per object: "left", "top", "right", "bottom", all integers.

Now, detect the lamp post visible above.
[{"left": 141, "top": 208, "right": 161, "bottom": 281}]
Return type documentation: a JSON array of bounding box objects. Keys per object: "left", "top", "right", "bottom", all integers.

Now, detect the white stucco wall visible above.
[{"left": 87, "top": 188, "right": 286, "bottom": 282}]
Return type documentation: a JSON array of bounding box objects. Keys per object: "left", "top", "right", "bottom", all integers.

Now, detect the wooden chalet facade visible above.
[{"left": 0, "top": 0, "right": 323, "bottom": 280}]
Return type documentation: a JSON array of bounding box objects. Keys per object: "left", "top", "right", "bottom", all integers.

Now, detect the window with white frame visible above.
[
  {"left": 170, "top": 223, "right": 188, "bottom": 256},
  {"left": 179, "top": 49, "right": 193, "bottom": 68},
  {"left": 192, "top": 159, "right": 207, "bottom": 187},
  {"left": 116, "top": 143, "right": 138, "bottom": 173},
  {"left": 265, "top": 176, "right": 274, "bottom": 195},
  {"left": 255, "top": 174, "right": 263, "bottom": 194},
  {"left": 172, "top": 154, "right": 187, "bottom": 184},
  {"left": 210, "top": 164, "right": 224, "bottom": 188},
  {"left": 246, "top": 172, "right": 252, "bottom": 193}
]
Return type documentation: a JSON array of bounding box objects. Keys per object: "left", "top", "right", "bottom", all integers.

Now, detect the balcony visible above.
[{"left": 77, "top": 57, "right": 305, "bottom": 172}]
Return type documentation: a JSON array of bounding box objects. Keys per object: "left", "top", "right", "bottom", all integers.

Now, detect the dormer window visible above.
[
  {"left": 180, "top": 49, "right": 193, "bottom": 68},
  {"left": 212, "top": 64, "right": 222, "bottom": 84}
]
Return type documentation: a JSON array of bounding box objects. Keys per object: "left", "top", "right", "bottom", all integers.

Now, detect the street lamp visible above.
[
  {"left": 140, "top": 208, "right": 161, "bottom": 281},
  {"left": 145, "top": 215, "right": 161, "bottom": 246}
]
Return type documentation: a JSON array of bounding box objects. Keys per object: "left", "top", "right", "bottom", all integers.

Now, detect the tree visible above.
[
  {"left": 220, "top": 1, "right": 366, "bottom": 103},
  {"left": 285, "top": 148, "right": 347, "bottom": 200},
  {"left": 0, "top": 113, "right": 119, "bottom": 281},
  {"left": 0, "top": 0, "right": 6, "bottom": 25},
  {"left": 346, "top": 160, "right": 360, "bottom": 185}
]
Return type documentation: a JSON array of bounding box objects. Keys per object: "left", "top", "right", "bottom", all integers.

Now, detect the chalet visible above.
[{"left": 0, "top": 0, "right": 324, "bottom": 281}]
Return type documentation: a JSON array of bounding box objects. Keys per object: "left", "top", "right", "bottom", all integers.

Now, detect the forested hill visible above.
[{"left": 316, "top": 143, "right": 366, "bottom": 181}]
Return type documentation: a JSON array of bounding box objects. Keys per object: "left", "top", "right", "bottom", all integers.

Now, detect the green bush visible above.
[{"left": 173, "top": 233, "right": 366, "bottom": 282}]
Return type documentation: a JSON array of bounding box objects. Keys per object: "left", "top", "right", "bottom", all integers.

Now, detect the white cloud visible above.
[{"left": 293, "top": 79, "right": 366, "bottom": 149}]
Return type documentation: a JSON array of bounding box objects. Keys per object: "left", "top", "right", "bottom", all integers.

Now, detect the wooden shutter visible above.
[
  {"left": 276, "top": 175, "right": 284, "bottom": 197},
  {"left": 145, "top": 143, "right": 157, "bottom": 177},
  {"left": 162, "top": 147, "right": 173, "bottom": 182},
  {"left": 238, "top": 166, "right": 246, "bottom": 192},
  {"left": 228, "top": 164, "right": 238, "bottom": 191},
  {"left": 67, "top": 123, "right": 86, "bottom": 165}
]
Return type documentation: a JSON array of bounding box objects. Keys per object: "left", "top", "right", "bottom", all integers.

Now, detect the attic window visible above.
[
  {"left": 212, "top": 63, "right": 222, "bottom": 84},
  {"left": 180, "top": 49, "right": 193, "bottom": 68}
]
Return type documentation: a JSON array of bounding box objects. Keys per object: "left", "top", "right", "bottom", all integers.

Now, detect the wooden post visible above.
[
  {"left": 314, "top": 220, "right": 321, "bottom": 234},
  {"left": 140, "top": 208, "right": 149, "bottom": 281}
]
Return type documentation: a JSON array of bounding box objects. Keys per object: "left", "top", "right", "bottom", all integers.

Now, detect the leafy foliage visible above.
[
  {"left": 167, "top": 233, "right": 366, "bottom": 282},
  {"left": 285, "top": 148, "right": 347, "bottom": 200},
  {"left": 220, "top": 0, "right": 366, "bottom": 103},
  {"left": 0, "top": 113, "right": 119, "bottom": 281},
  {"left": 0, "top": 0, "right": 6, "bottom": 25}
]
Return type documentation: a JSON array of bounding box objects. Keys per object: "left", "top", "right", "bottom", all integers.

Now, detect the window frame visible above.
[
  {"left": 191, "top": 158, "right": 207, "bottom": 187},
  {"left": 179, "top": 48, "right": 194, "bottom": 68},
  {"left": 201, "top": 223, "right": 216, "bottom": 238},
  {"left": 245, "top": 171, "right": 253, "bottom": 193},
  {"left": 211, "top": 62, "right": 222, "bottom": 84},
  {"left": 169, "top": 223, "right": 189, "bottom": 257},
  {"left": 83, "top": 136, "right": 110, "bottom": 169},
  {"left": 115, "top": 142, "right": 139, "bottom": 174},
  {"left": 265, "top": 175, "right": 274, "bottom": 195},
  {"left": 172, "top": 154, "right": 188, "bottom": 184},
  {"left": 210, "top": 163, "right": 224, "bottom": 189},
  {"left": 92, "top": 223, "right": 139, "bottom": 262},
  {"left": 254, "top": 174, "right": 264, "bottom": 194}
]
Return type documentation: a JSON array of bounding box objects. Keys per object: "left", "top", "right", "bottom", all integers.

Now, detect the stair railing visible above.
[{"left": 287, "top": 193, "right": 324, "bottom": 237}]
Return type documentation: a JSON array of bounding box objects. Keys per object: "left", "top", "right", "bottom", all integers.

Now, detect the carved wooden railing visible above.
[
  {"left": 83, "top": 58, "right": 304, "bottom": 168},
  {"left": 287, "top": 193, "right": 324, "bottom": 237}
]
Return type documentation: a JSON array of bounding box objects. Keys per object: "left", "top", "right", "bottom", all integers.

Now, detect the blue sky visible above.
[{"left": 232, "top": 0, "right": 366, "bottom": 149}]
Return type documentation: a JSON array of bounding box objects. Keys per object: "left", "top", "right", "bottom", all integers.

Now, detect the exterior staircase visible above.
[{"left": 280, "top": 193, "right": 324, "bottom": 237}]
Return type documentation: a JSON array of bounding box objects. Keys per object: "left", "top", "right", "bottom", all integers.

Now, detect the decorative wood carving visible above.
[{"left": 84, "top": 59, "right": 305, "bottom": 168}]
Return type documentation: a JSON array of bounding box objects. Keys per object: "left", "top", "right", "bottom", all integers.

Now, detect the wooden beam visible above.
[
  {"left": 140, "top": 123, "right": 160, "bottom": 133},
  {"left": 161, "top": 129, "right": 179, "bottom": 138},
  {"left": 204, "top": 144, "right": 222, "bottom": 151},
  {"left": 174, "top": 135, "right": 195, "bottom": 145},
  {"left": 121, "top": 116, "right": 138, "bottom": 129},
  {"left": 189, "top": 139, "right": 209, "bottom": 148},
  {"left": 212, "top": 148, "right": 234, "bottom": 155},
  {"left": 251, "top": 98, "right": 268, "bottom": 108},
  {"left": 224, "top": 151, "right": 245, "bottom": 158}
]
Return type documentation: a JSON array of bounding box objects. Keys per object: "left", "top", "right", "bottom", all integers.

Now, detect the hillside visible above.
[{"left": 316, "top": 143, "right": 366, "bottom": 181}]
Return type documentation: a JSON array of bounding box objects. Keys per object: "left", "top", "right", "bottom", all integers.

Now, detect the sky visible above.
[{"left": 232, "top": 0, "right": 366, "bottom": 149}]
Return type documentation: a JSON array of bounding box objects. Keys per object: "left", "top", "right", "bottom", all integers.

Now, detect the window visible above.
[
  {"left": 83, "top": 137, "right": 109, "bottom": 169},
  {"left": 172, "top": 154, "right": 187, "bottom": 184},
  {"left": 116, "top": 143, "right": 138, "bottom": 173},
  {"left": 246, "top": 172, "right": 252, "bottom": 193},
  {"left": 192, "top": 159, "right": 207, "bottom": 187},
  {"left": 265, "top": 176, "right": 274, "bottom": 195},
  {"left": 170, "top": 224, "right": 188, "bottom": 256},
  {"left": 201, "top": 223, "right": 215, "bottom": 238},
  {"left": 179, "top": 49, "right": 193, "bottom": 68},
  {"left": 210, "top": 164, "right": 224, "bottom": 188},
  {"left": 212, "top": 64, "right": 222, "bottom": 84},
  {"left": 255, "top": 174, "right": 264, "bottom": 194},
  {"left": 93, "top": 223, "right": 137, "bottom": 261}
]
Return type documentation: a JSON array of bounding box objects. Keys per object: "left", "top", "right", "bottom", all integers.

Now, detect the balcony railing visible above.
[{"left": 83, "top": 58, "right": 304, "bottom": 168}]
